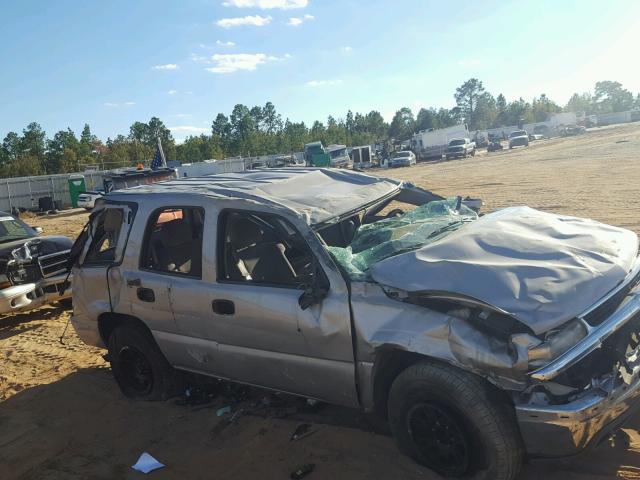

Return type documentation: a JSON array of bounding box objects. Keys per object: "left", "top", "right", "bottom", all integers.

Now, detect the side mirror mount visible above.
[
  {"left": 298, "top": 261, "right": 329, "bottom": 310},
  {"left": 34, "top": 226, "right": 43, "bottom": 235}
]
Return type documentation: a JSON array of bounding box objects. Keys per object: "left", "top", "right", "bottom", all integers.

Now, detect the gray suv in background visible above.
[{"left": 71, "top": 169, "right": 640, "bottom": 480}]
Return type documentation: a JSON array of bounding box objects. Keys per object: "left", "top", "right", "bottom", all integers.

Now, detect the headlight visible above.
[{"left": 528, "top": 319, "right": 588, "bottom": 365}]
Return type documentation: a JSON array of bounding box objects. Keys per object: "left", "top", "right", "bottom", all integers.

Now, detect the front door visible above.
[
  {"left": 73, "top": 203, "right": 134, "bottom": 335},
  {"left": 169, "top": 209, "right": 359, "bottom": 407}
]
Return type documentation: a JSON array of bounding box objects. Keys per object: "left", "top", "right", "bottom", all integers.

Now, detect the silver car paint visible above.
[
  {"left": 69, "top": 171, "right": 640, "bottom": 458},
  {"left": 74, "top": 193, "right": 360, "bottom": 407},
  {"left": 370, "top": 206, "right": 639, "bottom": 334}
]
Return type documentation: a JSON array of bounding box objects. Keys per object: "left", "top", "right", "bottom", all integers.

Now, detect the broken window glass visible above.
[{"left": 326, "top": 198, "right": 478, "bottom": 281}]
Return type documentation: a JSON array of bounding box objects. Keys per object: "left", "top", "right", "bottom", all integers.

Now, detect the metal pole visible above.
[
  {"left": 6, "top": 180, "right": 12, "bottom": 212},
  {"left": 157, "top": 137, "right": 167, "bottom": 167}
]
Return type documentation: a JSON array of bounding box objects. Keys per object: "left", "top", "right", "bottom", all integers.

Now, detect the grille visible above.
[
  {"left": 38, "top": 250, "right": 70, "bottom": 278},
  {"left": 557, "top": 313, "right": 640, "bottom": 389}
]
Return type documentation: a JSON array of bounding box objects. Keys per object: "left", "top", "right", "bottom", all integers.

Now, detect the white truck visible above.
[{"left": 411, "top": 124, "right": 470, "bottom": 160}]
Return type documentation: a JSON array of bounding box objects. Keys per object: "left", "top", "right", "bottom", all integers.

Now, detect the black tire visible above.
[
  {"left": 58, "top": 298, "right": 73, "bottom": 309},
  {"left": 107, "top": 324, "right": 182, "bottom": 401},
  {"left": 388, "top": 361, "right": 523, "bottom": 480}
]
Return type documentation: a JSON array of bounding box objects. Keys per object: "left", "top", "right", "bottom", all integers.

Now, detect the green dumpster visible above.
[{"left": 68, "top": 175, "right": 86, "bottom": 208}]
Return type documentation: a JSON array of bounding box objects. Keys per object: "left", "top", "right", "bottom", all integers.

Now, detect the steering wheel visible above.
[{"left": 386, "top": 208, "right": 404, "bottom": 218}]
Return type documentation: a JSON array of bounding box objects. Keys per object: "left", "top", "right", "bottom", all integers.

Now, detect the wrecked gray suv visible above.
[{"left": 71, "top": 168, "right": 640, "bottom": 480}]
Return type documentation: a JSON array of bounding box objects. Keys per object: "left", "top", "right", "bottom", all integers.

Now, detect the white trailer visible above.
[
  {"left": 351, "top": 145, "right": 374, "bottom": 169},
  {"left": 411, "top": 124, "right": 469, "bottom": 160}
]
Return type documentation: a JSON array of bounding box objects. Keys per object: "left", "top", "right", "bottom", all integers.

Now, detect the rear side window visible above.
[{"left": 141, "top": 207, "right": 204, "bottom": 278}]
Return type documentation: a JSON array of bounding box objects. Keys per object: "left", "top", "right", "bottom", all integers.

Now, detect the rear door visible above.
[{"left": 111, "top": 205, "right": 206, "bottom": 339}]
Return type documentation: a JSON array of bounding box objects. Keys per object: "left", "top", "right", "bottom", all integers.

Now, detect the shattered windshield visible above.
[{"left": 326, "top": 198, "right": 478, "bottom": 281}]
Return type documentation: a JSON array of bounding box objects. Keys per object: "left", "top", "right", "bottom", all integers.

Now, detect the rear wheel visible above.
[
  {"left": 107, "top": 324, "right": 182, "bottom": 400},
  {"left": 388, "top": 361, "right": 523, "bottom": 480}
]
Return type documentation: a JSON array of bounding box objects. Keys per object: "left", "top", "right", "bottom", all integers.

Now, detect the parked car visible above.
[
  {"left": 487, "top": 140, "right": 504, "bottom": 152},
  {"left": 528, "top": 133, "right": 544, "bottom": 141},
  {"left": 508, "top": 130, "right": 530, "bottom": 148},
  {"left": 0, "top": 211, "right": 72, "bottom": 314},
  {"left": 445, "top": 138, "right": 476, "bottom": 159},
  {"left": 533, "top": 125, "right": 551, "bottom": 138},
  {"left": 389, "top": 150, "right": 416, "bottom": 167},
  {"left": 561, "top": 125, "right": 587, "bottom": 137},
  {"left": 71, "top": 169, "right": 640, "bottom": 480},
  {"left": 77, "top": 190, "right": 104, "bottom": 210}
]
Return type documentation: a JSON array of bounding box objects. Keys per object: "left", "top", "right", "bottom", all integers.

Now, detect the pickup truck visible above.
[
  {"left": 445, "top": 138, "right": 476, "bottom": 159},
  {"left": 0, "top": 211, "right": 72, "bottom": 314},
  {"left": 70, "top": 169, "right": 640, "bottom": 480}
]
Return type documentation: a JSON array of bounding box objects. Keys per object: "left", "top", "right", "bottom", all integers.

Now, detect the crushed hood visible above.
[{"left": 370, "top": 207, "right": 639, "bottom": 334}]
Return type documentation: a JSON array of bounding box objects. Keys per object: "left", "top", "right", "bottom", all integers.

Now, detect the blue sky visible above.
[{"left": 1, "top": 0, "right": 639, "bottom": 142}]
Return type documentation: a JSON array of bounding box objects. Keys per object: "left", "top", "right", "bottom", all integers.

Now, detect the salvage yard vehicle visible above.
[
  {"left": 487, "top": 139, "right": 504, "bottom": 152},
  {"left": 560, "top": 124, "right": 587, "bottom": 137},
  {"left": 77, "top": 190, "right": 104, "bottom": 210},
  {"left": 445, "top": 137, "right": 476, "bottom": 159},
  {"left": 508, "top": 130, "right": 530, "bottom": 148},
  {"left": 0, "top": 211, "right": 72, "bottom": 314},
  {"left": 389, "top": 150, "right": 416, "bottom": 167},
  {"left": 71, "top": 169, "right": 640, "bottom": 480}
]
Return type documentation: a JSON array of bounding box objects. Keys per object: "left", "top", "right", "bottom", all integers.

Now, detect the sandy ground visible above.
[{"left": 2, "top": 123, "right": 640, "bottom": 479}]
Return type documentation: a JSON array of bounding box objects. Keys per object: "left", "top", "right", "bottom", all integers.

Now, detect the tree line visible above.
[{"left": 1, "top": 79, "right": 638, "bottom": 178}]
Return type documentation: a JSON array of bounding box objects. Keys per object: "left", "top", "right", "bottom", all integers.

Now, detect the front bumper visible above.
[
  {"left": 516, "top": 370, "right": 640, "bottom": 457},
  {"left": 517, "top": 275, "right": 640, "bottom": 457},
  {"left": 0, "top": 274, "right": 71, "bottom": 314}
]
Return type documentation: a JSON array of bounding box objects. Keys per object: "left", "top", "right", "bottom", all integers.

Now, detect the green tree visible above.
[
  {"left": 454, "top": 78, "right": 486, "bottom": 130},
  {"left": 565, "top": 92, "right": 593, "bottom": 114},
  {"left": 594, "top": 81, "right": 634, "bottom": 113},
  {"left": 388, "top": 107, "right": 415, "bottom": 140},
  {"left": 495, "top": 94, "right": 508, "bottom": 126},
  {"left": 531, "top": 94, "right": 561, "bottom": 122},
  {"left": 21, "top": 122, "right": 47, "bottom": 172},
  {"left": 47, "top": 128, "right": 80, "bottom": 172}
]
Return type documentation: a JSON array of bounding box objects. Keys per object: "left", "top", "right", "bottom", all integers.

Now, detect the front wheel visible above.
[{"left": 388, "top": 361, "right": 523, "bottom": 480}]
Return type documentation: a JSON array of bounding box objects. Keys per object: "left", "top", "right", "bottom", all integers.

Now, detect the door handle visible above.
[
  {"left": 137, "top": 287, "right": 155, "bottom": 303},
  {"left": 127, "top": 278, "right": 142, "bottom": 287},
  {"left": 212, "top": 299, "right": 235, "bottom": 315}
]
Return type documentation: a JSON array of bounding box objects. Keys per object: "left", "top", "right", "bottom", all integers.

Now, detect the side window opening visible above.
[
  {"left": 141, "top": 207, "right": 204, "bottom": 278},
  {"left": 84, "top": 208, "right": 124, "bottom": 264},
  {"left": 219, "top": 211, "right": 314, "bottom": 288}
]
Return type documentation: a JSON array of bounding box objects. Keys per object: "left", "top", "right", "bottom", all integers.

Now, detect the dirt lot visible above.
[{"left": 2, "top": 123, "right": 640, "bottom": 479}]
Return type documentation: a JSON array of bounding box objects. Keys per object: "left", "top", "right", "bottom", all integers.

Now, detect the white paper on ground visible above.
[{"left": 131, "top": 452, "right": 165, "bottom": 474}]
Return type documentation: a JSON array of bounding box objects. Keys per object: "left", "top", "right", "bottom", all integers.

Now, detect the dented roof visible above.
[{"left": 111, "top": 168, "right": 402, "bottom": 224}]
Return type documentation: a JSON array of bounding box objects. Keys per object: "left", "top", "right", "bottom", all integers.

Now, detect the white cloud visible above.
[
  {"left": 306, "top": 79, "right": 343, "bottom": 87},
  {"left": 184, "top": 91, "right": 194, "bottom": 95},
  {"left": 123, "top": 101, "right": 135, "bottom": 106},
  {"left": 152, "top": 63, "right": 180, "bottom": 70},
  {"left": 223, "top": 0, "right": 307, "bottom": 10},
  {"left": 167, "top": 90, "right": 178, "bottom": 95},
  {"left": 216, "top": 40, "right": 236, "bottom": 47},
  {"left": 190, "top": 53, "right": 209, "bottom": 63},
  {"left": 287, "top": 14, "right": 313, "bottom": 26},
  {"left": 341, "top": 46, "right": 353, "bottom": 54},
  {"left": 103, "top": 102, "right": 118, "bottom": 107},
  {"left": 217, "top": 15, "right": 272, "bottom": 28},
  {"left": 173, "top": 113, "right": 192, "bottom": 118},
  {"left": 205, "top": 53, "right": 273, "bottom": 73}
]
